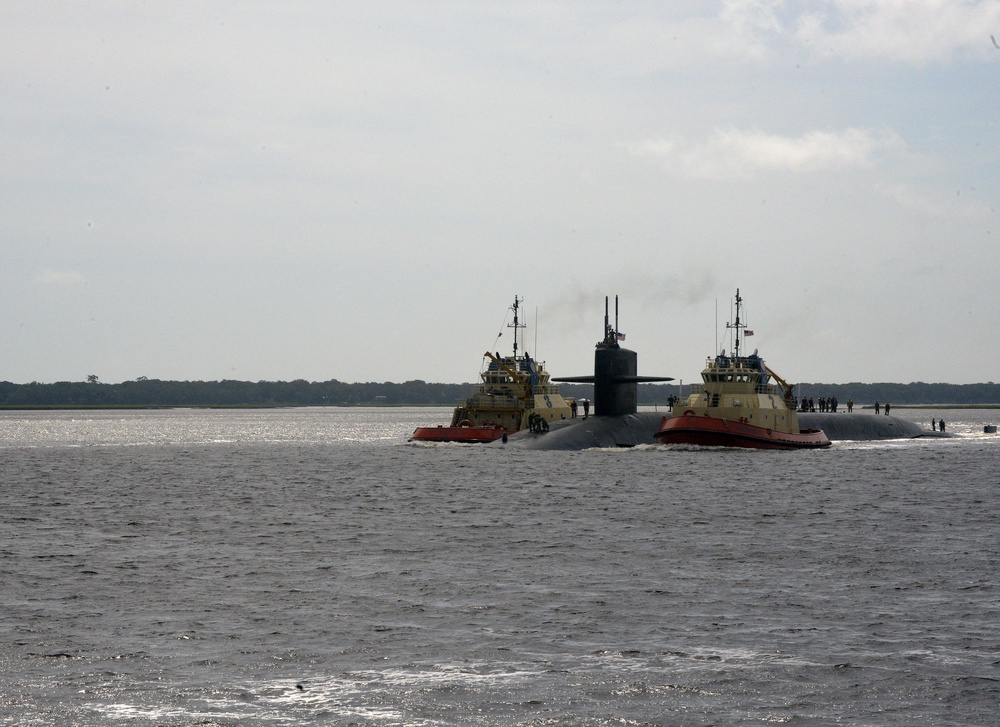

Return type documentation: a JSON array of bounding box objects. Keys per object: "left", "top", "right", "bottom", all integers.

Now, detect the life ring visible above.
[
  {"left": 683, "top": 409, "right": 696, "bottom": 416},
  {"left": 459, "top": 419, "right": 473, "bottom": 427}
]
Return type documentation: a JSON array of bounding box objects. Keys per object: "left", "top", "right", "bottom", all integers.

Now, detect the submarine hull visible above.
[
  {"left": 497, "top": 413, "right": 941, "bottom": 450},
  {"left": 798, "top": 413, "right": 934, "bottom": 440},
  {"left": 495, "top": 413, "right": 664, "bottom": 450}
]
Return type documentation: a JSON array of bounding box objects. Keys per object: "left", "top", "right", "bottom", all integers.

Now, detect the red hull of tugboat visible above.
[
  {"left": 655, "top": 414, "right": 831, "bottom": 450},
  {"left": 410, "top": 424, "right": 507, "bottom": 444}
]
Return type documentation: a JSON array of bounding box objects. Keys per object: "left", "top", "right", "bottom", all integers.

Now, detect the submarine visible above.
[
  {"left": 494, "top": 296, "right": 944, "bottom": 450},
  {"left": 496, "top": 296, "right": 673, "bottom": 449}
]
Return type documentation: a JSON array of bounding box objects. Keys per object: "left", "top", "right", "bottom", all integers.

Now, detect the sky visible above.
[{"left": 2, "top": 1, "right": 999, "bottom": 386}]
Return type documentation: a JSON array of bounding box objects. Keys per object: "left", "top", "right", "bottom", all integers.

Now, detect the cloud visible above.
[
  {"left": 720, "top": 0, "right": 1000, "bottom": 64},
  {"left": 876, "top": 181, "right": 946, "bottom": 215},
  {"left": 876, "top": 181, "right": 995, "bottom": 219},
  {"left": 35, "top": 269, "right": 84, "bottom": 287},
  {"left": 630, "top": 126, "right": 906, "bottom": 179},
  {"left": 800, "top": 0, "right": 1000, "bottom": 63},
  {"left": 717, "top": 0, "right": 786, "bottom": 60}
]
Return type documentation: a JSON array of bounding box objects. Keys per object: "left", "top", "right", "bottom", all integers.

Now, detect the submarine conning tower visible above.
[
  {"left": 553, "top": 295, "right": 673, "bottom": 416},
  {"left": 593, "top": 340, "right": 639, "bottom": 415}
]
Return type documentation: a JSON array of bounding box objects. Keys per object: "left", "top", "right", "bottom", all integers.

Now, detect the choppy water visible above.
[{"left": 1, "top": 407, "right": 998, "bottom": 725}]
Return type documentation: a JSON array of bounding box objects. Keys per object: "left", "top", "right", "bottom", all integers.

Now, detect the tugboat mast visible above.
[
  {"left": 727, "top": 288, "right": 745, "bottom": 359},
  {"left": 508, "top": 295, "right": 526, "bottom": 359}
]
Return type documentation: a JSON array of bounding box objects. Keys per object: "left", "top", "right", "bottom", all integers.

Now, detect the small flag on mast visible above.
[{"left": 744, "top": 330, "right": 754, "bottom": 336}]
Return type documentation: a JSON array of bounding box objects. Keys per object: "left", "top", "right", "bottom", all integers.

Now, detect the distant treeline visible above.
[
  {"left": 0, "top": 379, "right": 469, "bottom": 408},
  {"left": 1, "top": 378, "right": 999, "bottom": 408}
]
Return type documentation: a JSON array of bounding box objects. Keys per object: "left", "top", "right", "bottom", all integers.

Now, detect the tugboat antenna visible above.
[
  {"left": 726, "top": 288, "right": 744, "bottom": 359},
  {"left": 534, "top": 306, "right": 538, "bottom": 361},
  {"left": 508, "top": 295, "right": 525, "bottom": 358}
]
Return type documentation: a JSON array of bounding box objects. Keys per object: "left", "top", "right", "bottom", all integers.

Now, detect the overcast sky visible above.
[{"left": 3, "top": 1, "right": 998, "bottom": 386}]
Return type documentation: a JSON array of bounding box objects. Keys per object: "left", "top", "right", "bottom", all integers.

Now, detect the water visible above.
[{"left": 1, "top": 407, "right": 998, "bottom": 725}]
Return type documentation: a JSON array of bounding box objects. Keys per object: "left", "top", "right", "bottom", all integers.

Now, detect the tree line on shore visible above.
[{"left": 1, "top": 378, "right": 998, "bottom": 408}]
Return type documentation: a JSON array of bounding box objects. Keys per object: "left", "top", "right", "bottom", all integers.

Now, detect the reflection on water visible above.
[
  {"left": 1, "top": 406, "right": 997, "bottom": 449},
  {"left": 0, "top": 407, "right": 447, "bottom": 448}
]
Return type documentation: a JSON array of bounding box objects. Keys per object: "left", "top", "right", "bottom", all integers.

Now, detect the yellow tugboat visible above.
[
  {"left": 655, "top": 289, "right": 831, "bottom": 449},
  {"left": 410, "top": 296, "right": 575, "bottom": 443}
]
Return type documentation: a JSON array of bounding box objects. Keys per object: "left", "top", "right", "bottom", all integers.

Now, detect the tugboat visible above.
[
  {"left": 655, "top": 289, "right": 831, "bottom": 450},
  {"left": 410, "top": 296, "right": 575, "bottom": 443}
]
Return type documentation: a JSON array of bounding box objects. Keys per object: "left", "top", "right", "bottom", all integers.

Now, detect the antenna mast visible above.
[
  {"left": 534, "top": 306, "right": 538, "bottom": 360},
  {"left": 508, "top": 295, "right": 525, "bottom": 358},
  {"left": 604, "top": 296, "right": 610, "bottom": 343},
  {"left": 599, "top": 295, "right": 623, "bottom": 347},
  {"left": 726, "top": 288, "right": 745, "bottom": 359}
]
